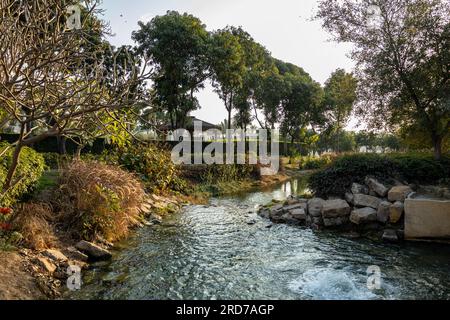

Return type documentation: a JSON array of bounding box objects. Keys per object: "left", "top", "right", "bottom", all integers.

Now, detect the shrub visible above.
[
  {"left": 299, "top": 154, "right": 335, "bottom": 170},
  {"left": 41, "top": 152, "right": 71, "bottom": 170},
  {"left": 0, "top": 143, "right": 45, "bottom": 207},
  {"left": 118, "top": 143, "right": 187, "bottom": 194},
  {"left": 10, "top": 203, "right": 55, "bottom": 250},
  {"left": 309, "top": 152, "right": 450, "bottom": 197},
  {"left": 390, "top": 153, "right": 450, "bottom": 184},
  {"left": 54, "top": 160, "right": 145, "bottom": 242},
  {"left": 201, "top": 163, "right": 257, "bottom": 184},
  {"left": 309, "top": 153, "right": 398, "bottom": 197}
]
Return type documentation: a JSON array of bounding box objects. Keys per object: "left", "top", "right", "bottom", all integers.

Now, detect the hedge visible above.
[{"left": 309, "top": 153, "right": 450, "bottom": 197}]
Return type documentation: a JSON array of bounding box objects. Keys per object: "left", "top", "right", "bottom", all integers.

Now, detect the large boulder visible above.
[
  {"left": 353, "top": 194, "right": 382, "bottom": 209},
  {"left": 345, "top": 192, "right": 354, "bottom": 205},
  {"left": 365, "top": 177, "right": 389, "bottom": 197},
  {"left": 389, "top": 201, "right": 404, "bottom": 223},
  {"left": 269, "top": 204, "right": 284, "bottom": 219},
  {"left": 75, "top": 241, "right": 112, "bottom": 261},
  {"left": 290, "top": 209, "right": 307, "bottom": 221},
  {"left": 377, "top": 201, "right": 391, "bottom": 223},
  {"left": 388, "top": 186, "right": 413, "bottom": 202},
  {"left": 351, "top": 183, "right": 369, "bottom": 195},
  {"left": 283, "top": 203, "right": 307, "bottom": 212},
  {"left": 308, "top": 198, "right": 325, "bottom": 217},
  {"left": 321, "top": 199, "right": 351, "bottom": 218},
  {"left": 350, "top": 207, "right": 378, "bottom": 225}
]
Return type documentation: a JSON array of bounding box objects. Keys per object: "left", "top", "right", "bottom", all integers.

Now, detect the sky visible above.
[{"left": 99, "top": 0, "right": 357, "bottom": 128}]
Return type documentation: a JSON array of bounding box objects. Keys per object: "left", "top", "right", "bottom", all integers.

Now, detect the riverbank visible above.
[{"left": 0, "top": 165, "right": 312, "bottom": 300}]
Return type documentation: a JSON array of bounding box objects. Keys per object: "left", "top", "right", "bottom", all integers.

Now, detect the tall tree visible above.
[
  {"left": 317, "top": 0, "right": 450, "bottom": 159},
  {"left": 132, "top": 11, "right": 210, "bottom": 129},
  {"left": 210, "top": 28, "right": 246, "bottom": 130},
  {"left": 322, "top": 69, "right": 357, "bottom": 152}
]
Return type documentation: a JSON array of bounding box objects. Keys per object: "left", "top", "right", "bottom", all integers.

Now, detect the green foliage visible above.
[
  {"left": 0, "top": 143, "right": 45, "bottom": 207},
  {"left": 132, "top": 11, "right": 210, "bottom": 128},
  {"left": 309, "top": 152, "right": 450, "bottom": 197},
  {"left": 309, "top": 153, "right": 398, "bottom": 197},
  {"left": 118, "top": 144, "right": 188, "bottom": 193},
  {"left": 201, "top": 163, "right": 256, "bottom": 184},
  {"left": 298, "top": 155, "right": 334, "bottom": 170},
  {"left": 389, "top": 153, "right": 450, "bottom": 185}
]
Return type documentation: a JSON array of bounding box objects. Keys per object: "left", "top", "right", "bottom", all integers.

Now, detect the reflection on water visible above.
[{"left": 72, "top": 177, "right": 450, "bottom": 300}]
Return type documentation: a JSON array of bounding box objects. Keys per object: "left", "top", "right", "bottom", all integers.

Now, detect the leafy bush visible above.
[
  {"left": 298, "top": 155, "right": 335, "bottom": 170},
  {"left": 309, "top": 153, "right": 450, "bottom": 197},
  {"left": 0, "top": 143, "right": 45, "bottom": 207},
  {"left": 390, "top": 153, "right": 450, "bottom": 184},
  {"left": 40, "top": 152, "right": 71, "bottom": 170},
  {"left": 201, "top": 163, "right": 257, "bottom": 184},
  {"left": 118, "top": 143, "right": 187, "bottom": 194},
  {"left": 54, "top": 160, "right": 145, "bottom": 242},
  {"left": 309, "top": 153, "right": 398, "bottom": 197}
]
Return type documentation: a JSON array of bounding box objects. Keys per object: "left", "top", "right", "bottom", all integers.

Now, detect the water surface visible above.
[{"left": 73, "top": 178, "right": 450, "bottom": 300}]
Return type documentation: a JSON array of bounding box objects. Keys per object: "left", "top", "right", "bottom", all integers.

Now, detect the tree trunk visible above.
[
  {"left": 57, "top": 135, "right": 67, "bottom": 155},
  {"left": 432, "top": 134, "right": 443, "bottom": 160},
  {"left": 75, "top": 144, "right": 83, "bottom": 160},
  {"left": 2, "top": 143, "right": 23, "bottom": 194}
]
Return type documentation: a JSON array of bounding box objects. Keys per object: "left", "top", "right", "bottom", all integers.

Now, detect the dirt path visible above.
[{"left": 0, "top": 251, "right": 44, "bottom": 300}]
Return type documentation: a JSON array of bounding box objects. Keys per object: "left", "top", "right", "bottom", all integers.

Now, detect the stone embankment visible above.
[
  {"left": 16, "top": 194, "right": 183, "bottom": 299},
  {"left": 258, "top": 177, "right": 415, "bottom": 242}
]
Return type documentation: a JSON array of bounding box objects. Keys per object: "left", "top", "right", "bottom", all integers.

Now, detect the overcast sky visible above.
[{"left": 99, "top": 0, "right": 357, "bottom": 127}]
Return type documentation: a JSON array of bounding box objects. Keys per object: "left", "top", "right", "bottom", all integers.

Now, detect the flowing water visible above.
[{"left": 72, "top": 178, "right": 450, "bottom": 300}]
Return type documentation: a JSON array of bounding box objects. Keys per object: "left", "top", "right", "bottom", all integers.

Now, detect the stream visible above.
[{"left": 72, "top": 178, "right": 450, "bottom": 300}]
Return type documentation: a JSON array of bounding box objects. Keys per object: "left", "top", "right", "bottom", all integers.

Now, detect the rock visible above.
[
  {"left": 286, "top": 196, "right": 307, "bottom": 205},
  {"left": 290, "top": 209, "right": 307, "bottom": 221},
  {"left": 382, "top": 229, "right": 399, "bottom": 242},
  {"left": 323, "top": 216, "right": 349, "bottom": 227},
  {"left": 353, "top": 194, "right": 382, "bottom": 209},
  {"left": 388, "top": 186, "right": 413, "bottom": 202},
  {"left": 258, "top": 208, "right": 270, "bottom": 219},
  {"left": 67, "top": 247, "right": 89, "bottom": 262},
  {"left": 283, "top": 203, "right": 307, "bottom": 212},
  {"left": 377, "top": 201, "right": 391, "bottom": 223},
  {"left": 351, "top": 183, "right": 369, "bottom": 195},
  {"left": 345, "top": 192, "right": 354, "bottom": 205},
  {"left": 247, "top": 220, "right": 257, "bottom": 225},
  {"left": 321, "top": 199, "right": 351, "bottom": 218},
  {"left": 365, "top": 177, "right": 389, "bottom": 197},
  {"left": 389, "top": 201, "right": 404, "bottom": 223},
  {"left": 43, "top": 249, "right": 68, "bottom": 262},
  {"left": 307, "top": 198, "right": 325, "bottom": 217},
  {"left": 269, "top": 204, "right": 284, "bottom": 219},
  {"left": 350, "top": 207, "right": 378, "bottom": 225},
  {"left": 75, "top": 241, "right": 112, "bottom": 261},
  {"left": 35, "top": 257, "right": 57, "bottom": 274}
]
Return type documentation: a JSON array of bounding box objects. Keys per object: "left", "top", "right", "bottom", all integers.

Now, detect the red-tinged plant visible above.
[
  {"left": 0, "top": 207, "right": 12, "bottom": 215},
  {"left": 0, "top": 223, "right": 11, "bottom": 231}
]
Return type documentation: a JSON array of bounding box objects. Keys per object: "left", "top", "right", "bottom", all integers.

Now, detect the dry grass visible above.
[
  {"left": 54, "top": 160, "right": 145, "bottom": 242},
  {"left": 11, "top": 203, "right": 56, "bottom": 250}
]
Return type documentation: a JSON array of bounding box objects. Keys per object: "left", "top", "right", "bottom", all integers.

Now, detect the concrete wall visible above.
[{"left": 405, "top": 198, "right": 450, "bottom": 240}]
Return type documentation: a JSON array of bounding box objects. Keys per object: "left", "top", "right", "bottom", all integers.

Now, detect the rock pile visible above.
[{"left": 258, "top": 177, "right": 414, "bottom": 242}]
